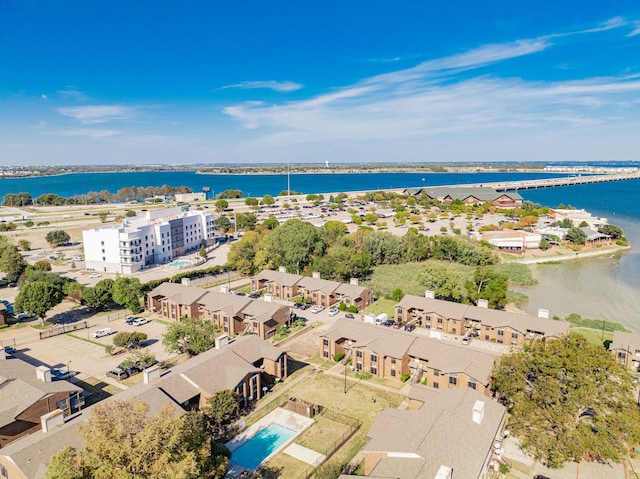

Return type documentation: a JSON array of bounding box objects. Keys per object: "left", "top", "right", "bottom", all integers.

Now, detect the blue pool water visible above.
[
  {"left": 231, "top": 423, "right": 297, "bottom": 470},
  {"left": 167, "top": 259, "right": 191, "bottom": 268}
]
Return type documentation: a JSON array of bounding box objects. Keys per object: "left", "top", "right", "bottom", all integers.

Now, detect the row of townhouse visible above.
[
  {"left": 0, "top": 335, "right": 288, "bottom": 479},
  {"left": 321, "top": 319, "right": 499, "bottom": 395},
  {"left": 395, "top": 294, "right": 570, "bottom": 346},
  {"left": 83, "top": 204, "right": 217, "bottom": 274},
  {"left": 402, "top": 186, "right": 523, "bottom": 207},
  {"left": 145, "top": 282, "right": 292, "bottom": 339},
  {"left": 252, "top": 268, "right": 374, "bottom": 310}
]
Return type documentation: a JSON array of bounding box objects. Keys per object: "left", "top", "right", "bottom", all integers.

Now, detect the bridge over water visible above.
[{"left": 451, "top": 171, "right": 640, "bottom": 192}]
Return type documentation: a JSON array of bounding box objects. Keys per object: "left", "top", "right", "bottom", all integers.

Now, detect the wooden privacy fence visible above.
[{"left": 39, "top": 321, "right": 88, "bottom": 339}]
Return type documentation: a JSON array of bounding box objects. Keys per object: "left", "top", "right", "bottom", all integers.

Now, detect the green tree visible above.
[
  {"left": 112, "top": 331, "right": 148, "bottom": 348},
  {"left": 46, "top": 399, "right": 229, "bottom": 479},
  {"left": 45, "top": 230, "right": 71, "bottom": 247},
  {"left": 262, "top": 216, "right": 279, "bottom": 230},
  {"left": 245, "top": 197, "right": 259, "bottom": 207},
  {"left": 163, "top": 316, "right": 219, "bottom": 355},
  {"left": 33, "top": 259, "right": 52, "bottom": 271},
  {"left": 0, "top": 245, "right": 28, "bottom": 282},
  {"left": 539, "top": 237, "right": 550, "bottom": 250},
  {"left": 214, "top": 199, "right": 229, "bottom": 213},
  {"left": 82, "top": 279, "right": 114, "bottom": 310},
  {"left": 18, "top": 239, "right": 31, "bottom": 251},
  {"left": 466, "top": 267, "right": 508, "bottom": 309},
  {"left": 565, "top": 227, "right": 587, "bottom": 245},
  {"left": 391, "top": 288, "right": 404, "bottom": 301},
  {"left": 322, "top": 221, "right": 348, "bottom": 245},
  {"left": 419, "top": 262, "right": 469, "bottom": 303},
  {"left": 493, "top": 335, "right": 640, "bottom": 468},
  {"left": 235, "top": 212, "right": 257, "bottom": 231},
  {"left": 268, "top": 219, "right": 325, "bottom": 272},
  {"left": 261, "top": 194, "right": 275, "bottom": 205},
  {"left": 15, "top": 281, "right": 65, "bottom": 324},
  {"left": 98, "top": 211, "right": 108, "bottom": 223},
  {"left": 362, "top": 231, "right": 404, "bottom": 265},
  {"left": 598, "top": 224, "right": 624, "bottom": 239},
  {"left": 199, "top": 246, "right": 208, "bottom": 260},
  {"left": 112, "top": 277, "right": 142, "bottom": 313},
  {"left": 215, "top": 215, "right": 231, "bottom": 233},
  {"left": 125, "top": 209, "right": 137, "bottom": 217},
  {"left": 203, "top": 390, "right": 239, "bottom": 441}
]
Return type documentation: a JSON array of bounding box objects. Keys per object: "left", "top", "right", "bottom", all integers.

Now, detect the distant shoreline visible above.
[{"left": 511, "top": 245, "right": 631, "bottom": 265}]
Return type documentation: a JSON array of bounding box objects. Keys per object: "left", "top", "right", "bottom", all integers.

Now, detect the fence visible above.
[
  {"left": 185, "top": 271, "right": 242, "bottom": 289},
  {"left": 106, "top": 310, "right": 130, "bottom": 323},
  {"left": 39, "top": 321, "right": 89, "bottom": 340},
  {"left": 296, "top": 408, "right": 363, "bottom": 479}
]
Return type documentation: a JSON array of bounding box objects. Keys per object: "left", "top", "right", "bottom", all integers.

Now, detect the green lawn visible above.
[
  {"left": 362, "top": 262, "right": 427, "bottom": 299},
  {"left": 570, "top": 327, "right": 613, "bottom": 346},
  {"left": 364, "top": 298, "right": 397, "bottom": 318}
]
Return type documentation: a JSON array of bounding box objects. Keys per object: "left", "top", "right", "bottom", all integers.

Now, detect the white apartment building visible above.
[{"left": 82, "top": 205, "right": 217, "bottom": 274}]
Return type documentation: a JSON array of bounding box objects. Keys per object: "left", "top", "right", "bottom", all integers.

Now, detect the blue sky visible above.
[{"left": 1, "top": 1, "right": 639, "bottom": 165}]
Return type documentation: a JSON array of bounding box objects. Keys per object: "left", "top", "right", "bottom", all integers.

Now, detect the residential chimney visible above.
[
  {"left": 181, "top": 278, "right": 191, "bottom": 286},
  {"left": 424, "top": 290, "right": 435, "bottom": 299},
  {"left": 143, "top": 367, "right": 161, "bottom": 384},
  {"left": 36, "top": 365, "right": 52, "bottom": 383},
  {"left": 537, "top": 308, "right": 550, "bottom": 319},
  {"left": 477, "top": 299, "right": 489, "bottom": 309},
  {"left": 472, "top": 400, "right": 485, "bottom": 424},
  {"left": 219, "top": 284, "right": 229, "bottom": 294},
  {"left": 263, "top": 293, "right": 273, "bottom": 303},
  {"left": 350, "top": 278, "right": 359, "bottom": 286},
  {"left": 312, "top": 272, "right": 321, "bottom": 279},
  {"left": 434, "top": 465, "right": 453, "bottom": 479},
  {"left": 215, "top": 335, "right": 230, "bottom": 349},
  {"left": 41, "top": 409, "right": 64, "bottom": 433},
  {"left": 278, "top": 266, "right": 287, "bottom": 273}
]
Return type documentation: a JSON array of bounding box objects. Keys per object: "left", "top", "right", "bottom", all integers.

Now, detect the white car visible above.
[
  {"left": 328, "top": 308, "right": 339, "bottom": 316},
  {"left": 89, "top": 273, "right": 101, "bottom": 278},
  {"left": 310, "top": 306, "right": 325, "bottom": 314},
  {"left": 131, "top": 318, "right": 150, "bottom": 326},
  {"left": 16, "top": 312, "right": 31, "bottom": 320},
  {"left": 72, "top": 257, "right": 83, "bottom": 262}
]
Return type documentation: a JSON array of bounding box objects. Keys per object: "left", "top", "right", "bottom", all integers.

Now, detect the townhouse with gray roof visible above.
[
  {"left": 145, "top": 283, "right": 293, "bottom": 339},
  {"left": 320, "top": 319, "right": 498, "bottom": 395},
  {"left": 395, "top": 294, "right": 570, "bottom": 346},
  {"left": 0, "top": 355, "right": 83, "bottom": 450},
  {"left": 251, "top": 268, "right": 374, "bottom": 310},
  {"left": 343, "top": 386, "right": 507, "bottom": 479},
  {"left": 402, "top": 186, "right": 522, "bottom": 207},
  {"left": 0, "top": 335, "right": 287, "bottom": 479}
]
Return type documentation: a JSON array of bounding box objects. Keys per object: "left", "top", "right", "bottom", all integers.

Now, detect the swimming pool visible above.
[
  {"left": 230, "top": 423, "right": 297, "bottom": 470},
  {"left": 167, "top": 259, "right": 192, "bottom": 268}
]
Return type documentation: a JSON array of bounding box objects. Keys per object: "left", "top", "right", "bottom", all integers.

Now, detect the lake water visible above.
[{"left": 1, "top": 170, "right": 638, "bottom": 330}]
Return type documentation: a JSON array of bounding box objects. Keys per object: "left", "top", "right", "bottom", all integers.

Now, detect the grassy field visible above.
[
  {"left": 363, "top": 298, "right": 397, "bottom": 318},
  {"left": 263, "top": 373, "right": 404, "bottom": 477},
  {"left": 570, "top": 327, "right": 612, "bottom": 346},
  {"left": 362, "top": 262, "right": 427, "bottom": 299}
]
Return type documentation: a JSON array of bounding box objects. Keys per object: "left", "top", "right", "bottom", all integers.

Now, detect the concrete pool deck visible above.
[{"left": 226, "top": 407, "right": 316, "bottom": 476}]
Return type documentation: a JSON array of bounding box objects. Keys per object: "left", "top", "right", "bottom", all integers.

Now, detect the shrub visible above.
[
  {"left": 400, "top": 373, "right": 411, "bottom": 382},
  {"left": 347, "top": 305, "right": 358, "bottom": 313},
  {"left": 338, "top": 302, "right": 346, "bottom": 311},
  {"left": 334, "top": 352, "right": 345, "bottom": 362}
]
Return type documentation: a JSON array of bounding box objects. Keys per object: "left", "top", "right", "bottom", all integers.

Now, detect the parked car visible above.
[
  {"left": 383, "top": 319, "right": 395, "bottom": 327},
  {"left": 231, "top": 291, "right": 246, "bottom": 296},
  {"left": 89, "top": 273, "right": 101, "bottom": 279},
  {"left": 392, "top": 321, "right": 404, "bottom": 329},
  {"left": 106, "top": 368, "right": 129, "bottom": 380},
  {"left": 50, "top": 368, "right": 78, "bottom": 380},
  {"left": 461, "top": 336, "right": 472, "bottom": 345},
  {"left": 91, "top": 328, "right": 113, "bottom": 338},
  {"left": 328, "top": 308, "right": 339, "bottom": 317},
  {"left": 248, "top": 292, "right": 261, "bottom": 299},
  {"left": 124, "top": 316, "right": 139, "bottom": 325},
  {"left": 404, "top": 323, "right": 416, "bottom": 332},
  {"left": 299, "top": 303, "right": 310, "bottom": 310},
  {"left": 131, "top": 317, "right": 150, "bottom": 326},
  {"left": 4, "top": 346, "right": 17, "bottom": 355},
  {"left": 293, "top": 303, "right": 302, "bottom": 309},
  {"left": 310, "top": 306, "right": 325, "bottom": 314},
  {"left": 16, "top": 312, "right": 31, "bottom": 320},
  {"left": 7, "top": 283, "right": 17, "bottom": 288},
  {"left": 72, "top": 257, "right": 83, "bottom": 262},
  {"left": 344, "top": 313, "right": 355, "bottom": 319}
]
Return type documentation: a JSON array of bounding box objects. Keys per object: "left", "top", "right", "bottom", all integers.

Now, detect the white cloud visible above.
[
  {"left": 628, "top": 24, "right": 640, "bottom": 37},
  {"left": 221, "top": 25, "right": 640, "bottom": 157},
  {"left": 49, "top": 128, "right": 120, "bottom": 138},
  {"left": 56, "top": 105, "right": 134, "bottom": 124},
  {"left": 40, "top": 94, "right": 47, "bottom": 100},
  {"left": 220, "top": 80, "right": 303, "bottom": 92}
]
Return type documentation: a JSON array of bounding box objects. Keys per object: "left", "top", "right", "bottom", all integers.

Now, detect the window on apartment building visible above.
[
  {"left": 56, "top": 398, "right": 68, "bottom": 410},
  {"left": 101, "top": 241, "right": 104, "bottom": 246},
  {"left": 618, "top": 351, "right": 627, "bottom": 360},
  {"left": 497, "top": 329, "right": 504, "bottom": 336},
  {"left": 253, "top": 321, "right": 258, "bottom": 329},
  {"left": 497, "top": 339, "right": 503, "bottom": 344},
  {"left": 437, "top": 317, "right": 443, "bottom": 324},
  {"left": 433, "top": 382, "right": 439, "bottom": 389},
  {"left": 511, "top": 331, "right": 518, "bottom": 339},
  {"left": 390, "top": 370, "right": 396, "bottom": 377},
  {"left": 468, "top": 380, "right": 477, "bottom": 390},
  {"left": 449, "top": 375, "right": 458, "bottom": 386},
  {"left": 102, "top": 257, "right": 106, "bottom": 262},
  {"left": 390, "top": 358, "right": 396, "bottom": 365},
  {"left": 356, "top": 362, "right": 362, "bottom": 371},
  {"left": 101, "top": 249, "right": 105, "bottom": 253},
  {"left": 371, "top": 354, "right": 377, "bottom": 363},
  {"left": 356, "top": 350, "right": 363, "bottom": 358},
  {"left": 433, "top": 369, "right": 440, "bottom": 376},
  {"left": 485, "top": 335, "right": 490, "bottom": 341},
  {"left": 323, "top": 339, "right": 329, "bottom": 346},
  {"left": 323, "top": 350, "right": 329, "bottom": 358},
  {"left": 371, "top": 366, "right": 377, "bottom": 375}
]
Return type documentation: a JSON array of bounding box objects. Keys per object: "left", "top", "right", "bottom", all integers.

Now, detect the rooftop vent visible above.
[
  {"left": 472, "top": 400, "right": 485, "bottom": 424},
  {"left": 477, "top": 299, "right": 489, "bottom": 309},
  {"left": 278, "top": 266, "right": 287, "bottom": 273},
  {"left": 312, "top": 272, "right": 321, "bottom": 279},
  {"left": 538, "top": 308, "right": 550, "bottom": 319},
  {"left": 424, "top": 290, "right": 435, "bottom": 299}
]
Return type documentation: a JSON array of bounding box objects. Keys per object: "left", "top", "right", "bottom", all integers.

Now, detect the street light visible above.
[
  {"left": 67, "top": 361, "right": 71, "bottom": 374},
  {"left": 344, "top": 340, "right": 352, "bottom": 394}
]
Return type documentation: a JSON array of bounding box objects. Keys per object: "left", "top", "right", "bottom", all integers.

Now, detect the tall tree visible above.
[
  {"left": 493, "top": 335, "right": 640, "bottom": 468},
  {"left": 466, "top": 267, "right": 508, "bottom": 309},
  {"left": 163, "top": 317, "right": 219, "bottom": 356},
  {"left": 15, "top": 281, "right": 65, "bottom": 324},
  {"left": 112, "top": 277, "right": 142, "bottom": 313},
  {"left": 418, "top": 262, "right": 469, "bottom": 303},
  {"left": 268, "top": 219, "right": 325, "bottom": 272},
  {"left": 45, "top": 230, "right": 71, "bottom": 248},
  {"left": 0, "top": 245, "right": 28, "bottom": 282},
  {"left": 203, "top": 390, "right": 239, "bottom": 440},
  {"left": 46, "top": 399, "right": 229, "bottom": 479},
  {"left": 82, "top": 279, "right": 114, "bottom": 310}
]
